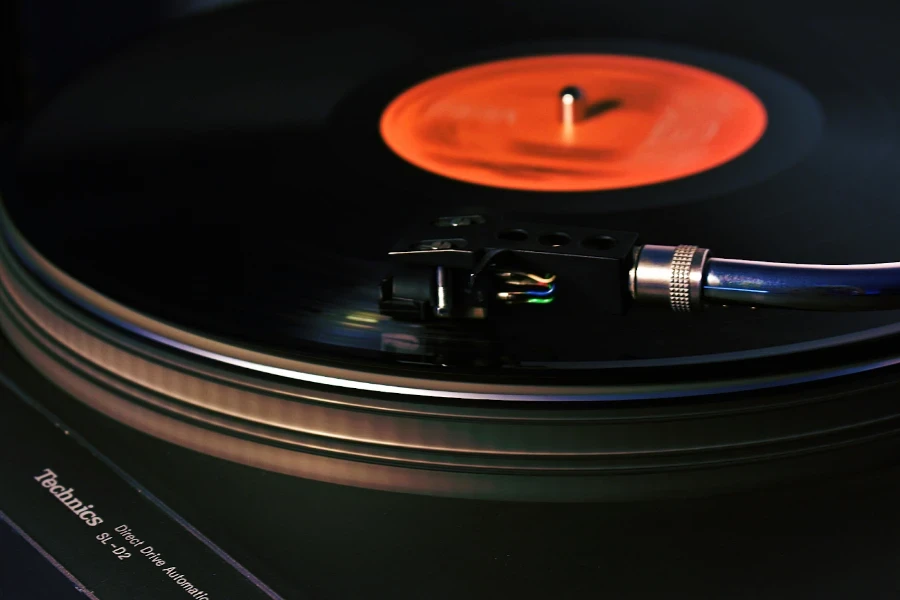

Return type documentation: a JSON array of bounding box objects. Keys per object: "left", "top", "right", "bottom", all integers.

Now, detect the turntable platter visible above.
[{"left": 4, "top": 0, "right": 900, "bottom": 372}]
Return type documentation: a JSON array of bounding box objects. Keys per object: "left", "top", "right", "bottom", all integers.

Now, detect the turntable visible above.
[{"left": 3, "top": 1, "right": 900, "bottom": 598}]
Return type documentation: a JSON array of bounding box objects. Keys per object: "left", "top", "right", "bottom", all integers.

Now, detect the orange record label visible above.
[{"left": 379, "top": 54, "right": 768, "bottom": 192}]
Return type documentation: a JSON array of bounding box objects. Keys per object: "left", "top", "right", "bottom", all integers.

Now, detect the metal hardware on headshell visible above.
[{"left": 378, "top": 215, "right": 639, "bottom": 321}]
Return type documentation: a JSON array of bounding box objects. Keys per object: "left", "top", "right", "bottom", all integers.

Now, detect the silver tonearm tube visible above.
[{"left": 629, "top": 245, "right": 900, "bottom": 312}]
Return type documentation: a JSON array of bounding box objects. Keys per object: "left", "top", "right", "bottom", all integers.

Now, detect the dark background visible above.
[
  {"left": 0, "top": 0, "right": 255, "bottom": 124},
  {"left": 1, "top": 0, "right": 24, "bottom": 123}
]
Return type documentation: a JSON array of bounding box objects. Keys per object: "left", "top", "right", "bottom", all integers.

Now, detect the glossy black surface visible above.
[
  {"left": 4, "top": 0, "right": 900, "bottom": 369},
  {"left": 5, "top": 332, "right": 900, "bottom": 600},
  {"left": 0, "top": 517, "right": 89, "bottom": 600}
]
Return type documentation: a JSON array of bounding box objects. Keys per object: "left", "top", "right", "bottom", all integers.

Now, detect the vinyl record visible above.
[{"left": 4, "top": 0, "right": 900, "bottom": 379}]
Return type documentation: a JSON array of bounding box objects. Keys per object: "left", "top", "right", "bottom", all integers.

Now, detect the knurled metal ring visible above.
[{"left": 670, "top": 245, "right": 697, "bottom": 312}]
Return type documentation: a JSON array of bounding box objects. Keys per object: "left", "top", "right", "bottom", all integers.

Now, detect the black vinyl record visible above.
[{"left": 3, "top": 0, "right": 900, "bottom": 376}]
